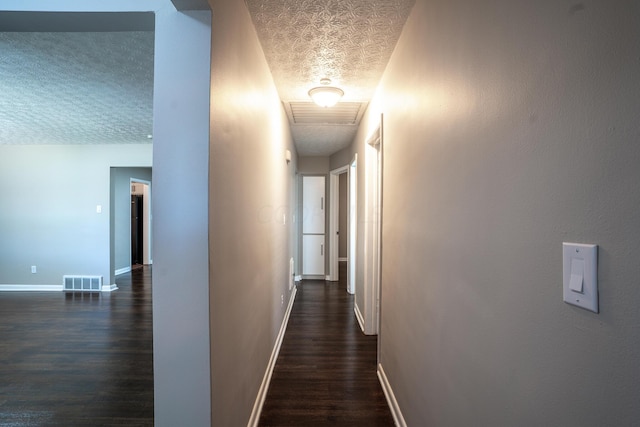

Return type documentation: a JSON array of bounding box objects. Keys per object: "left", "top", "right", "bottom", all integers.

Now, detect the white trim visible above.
[
  {"left": 0, "top": 284, "right": 63, "bottom": 292},
  {"left": 325, "top": 275, "right": 332, "bottom": 281},
  {"left": 363, "top": 124, "right": 382, "bottom": 335},
  {"left": 348, "top": 154, "right": 358, "bottom": 296},
  {"left": 102, "top": 284, "right": 119, "bottom": 292},
  {"left": 247, "top": 285, "right": 298, "bottom": 427},
  {"left": 328, "top": 165, "right": 349, "bottom": 283},
  {"left": 338, "top": 257, "right": 348, "bottom": 262},
  {"left": 294, "top": 275, "right": 302, "bottom": 282},
  {"left": 115, "top": 266, "right": 131, "bottom": 276},
  {"left": 354, "top": 303, "right": 365, "bottom": 333},
  {"left": 377, "top": 363, "right": 407, "bottom": 427}
]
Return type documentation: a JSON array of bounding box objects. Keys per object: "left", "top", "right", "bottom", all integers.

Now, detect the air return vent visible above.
[
  {"left": 284, "top": 102, "right": 367, "bottom": 125},
  {"left": 63, "top": 275, "right": 102, "bottom": 292}
]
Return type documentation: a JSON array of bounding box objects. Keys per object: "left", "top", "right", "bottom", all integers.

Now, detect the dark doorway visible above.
[{"left": 131, "top": 195, "right": 144, "bottom": 267}]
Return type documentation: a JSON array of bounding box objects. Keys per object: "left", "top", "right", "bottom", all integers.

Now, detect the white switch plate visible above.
[{"left": 563, "top": 242, "right": 598, "bottom": 313}]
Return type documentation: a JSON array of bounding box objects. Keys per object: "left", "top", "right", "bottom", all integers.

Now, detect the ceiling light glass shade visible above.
[{"left": 308, "top": 86, "right": 344, "bottom": 107}]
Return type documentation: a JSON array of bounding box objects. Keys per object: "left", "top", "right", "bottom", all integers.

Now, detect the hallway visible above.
[{"left": 259, "top": 264, "right": 394, "bottom": 426}]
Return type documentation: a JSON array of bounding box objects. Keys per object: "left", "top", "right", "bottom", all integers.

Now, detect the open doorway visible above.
[
  {"left": 131, "top": 179, "right": 151, "bottom": 269},
  {"left": 329, "top": 165, "right": 349, "bottom": 283},
  {"left": 348, "top": 154, "right": 358, "bottom": 295}
]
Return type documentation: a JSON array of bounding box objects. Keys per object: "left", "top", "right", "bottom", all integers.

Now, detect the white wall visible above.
[
  {"left": 208, "top": 0, "right": 298, "bottom": 425},
  {"left": 364, "top": 0, "right": 640, "bottom": 425},
  {"left": 0, "top": 144, "right": 151, "bottom": 287}
]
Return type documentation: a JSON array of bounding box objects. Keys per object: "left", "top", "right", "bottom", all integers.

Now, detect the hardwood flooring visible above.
[
  {"left": 259, "top": 263, "right": 394, "bottom": 426},
  {"left": 0, "top": 264, "right": 392, "bottom": 426},
  {"left": 0, "top": 267, "right": 153, "bottom": 427}
]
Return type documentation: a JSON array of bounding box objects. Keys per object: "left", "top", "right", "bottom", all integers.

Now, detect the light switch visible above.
[
  {"left": 569, "top": 259, "right": 584, "bottom": 293},
  {"left": 563, "top": 243, "right": 598, "bottom": 313}
]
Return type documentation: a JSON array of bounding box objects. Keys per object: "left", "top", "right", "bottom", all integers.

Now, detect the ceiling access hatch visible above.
[{"left": 284, "top": 102, "right": 367, "bottom": 125}]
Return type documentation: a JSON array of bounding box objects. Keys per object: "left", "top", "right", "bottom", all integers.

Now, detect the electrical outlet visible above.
[
  {"left": 281, "top": 294, "right": 284, "bottom": 306},
  {"left": 31, "top": 265, "right": 37, "bottom": 274}
]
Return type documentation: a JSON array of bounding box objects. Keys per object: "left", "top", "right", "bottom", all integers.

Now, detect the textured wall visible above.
[
  {"left": 371, "top": 0, "right": 640, "bottom": 425},
  {"left": 209, "top": 0, "right": 298, "bottom": 425}
]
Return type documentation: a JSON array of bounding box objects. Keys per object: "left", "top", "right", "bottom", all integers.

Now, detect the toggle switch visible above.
[
  {"left": 569, "top": 259, "right": 584, "bottom": 293},
  {"left": 563, "top": 243, "right": 598, "bottom": 313}
]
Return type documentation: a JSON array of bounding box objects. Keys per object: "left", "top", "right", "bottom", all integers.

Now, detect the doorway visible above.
[
  {"left": 131, "top": 193, "right": 144, "bottom": 267},
  {"left": 329, "top": 165, "right": 349, "bottom": 283},
  {"left": 348, "top": 155, "right": 358, "bottom": 295},
  {"left": 130, "top": 179, "right": 151, "bottom": 268},
  {"left": 364, "top": 123, "right": 382, "bottom": 335}
]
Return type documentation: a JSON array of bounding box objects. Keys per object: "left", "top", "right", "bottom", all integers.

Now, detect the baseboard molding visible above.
[
  {"left": 247, "top": 285, "right": 298, "bottom": 427},
  {"left": 115, "top": 266, "right": 131, "bottom": 276},
  {"left": 0, "top": 284, "right": 63, "bottom": 292},
  {"left": 102, "top": 284, "right": 119, "bottom": 292},
  {"left": 354, "top": 303, "right": 365, "bottom": 333},
  {"left": 338, "top": 257, "right": 348, "bottom": 262},
  {"left": 378, "top": 364, "right": 407, "bottom": 427},
  {"left": 294, "top": 275, "right": 302, "bottom": 282}
]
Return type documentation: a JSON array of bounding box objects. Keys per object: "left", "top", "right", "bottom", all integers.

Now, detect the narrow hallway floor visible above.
[{"left": 259, "top": 265, "right": 394, "bottom": 426}]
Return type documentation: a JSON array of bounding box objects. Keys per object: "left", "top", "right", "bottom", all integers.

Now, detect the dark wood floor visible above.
[
  {"left": 259, "top": 263, "right": 394, "bottom": 426},
  {"left": 0, "top": 267, "right": 153, "bottom": 427}
]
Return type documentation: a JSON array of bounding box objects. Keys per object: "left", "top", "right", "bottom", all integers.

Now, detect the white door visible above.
[
  {"left": 302, "top": 176, "right": 325, "bottom": 276},
  {"left": 302, "top": 176, "right": 325, "bottom": 234},
  {"left": 302, "top": 234, "right": 324, "bottom": 275}
]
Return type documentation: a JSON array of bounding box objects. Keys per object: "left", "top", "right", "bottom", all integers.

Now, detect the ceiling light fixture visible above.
[{"left": 308, "top": 78, "right": 344, "bottom": 108}]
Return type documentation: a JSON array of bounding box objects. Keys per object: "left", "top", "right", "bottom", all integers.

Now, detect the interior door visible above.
[
  {"left": 302, "top": 176, "right": 325, "bottom": 276},
  {"left": 302, "top": 235, "right": 324, "bottom": 275}
]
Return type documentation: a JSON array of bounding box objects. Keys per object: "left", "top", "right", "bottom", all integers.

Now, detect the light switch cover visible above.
[{"left": 563, "top": 243, "right": 598, "bottom": 313}]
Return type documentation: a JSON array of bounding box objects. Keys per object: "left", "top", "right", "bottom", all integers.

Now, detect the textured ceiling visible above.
[
  {"left": 246, "top": 0, "right": 415, "bottom": 156},
  {"left": 0, "top": 31, "right": 154, "bottom": 145},
  {"left": 0, "top": 2, "right": 416, "bottom": 156}
]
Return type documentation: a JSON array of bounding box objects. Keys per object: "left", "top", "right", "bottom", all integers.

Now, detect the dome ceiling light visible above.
[{"left": 308, "top": 78, "right": 344, "bottom": 108}]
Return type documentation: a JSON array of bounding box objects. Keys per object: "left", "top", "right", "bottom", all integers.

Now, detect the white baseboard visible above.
[
  {"left": 102, "top": 284, "right": 119, "bottom": 292},
  {"left": 378, "top": 364, "right": 407, "bottom": 427},
  {"left": 354, "top": 303, "right": 365, "bottom": 333},
  {"left": 247, "top": 285, "right": 298, "bottom": 427},
  {"left": 115, "top": 266, "right": 131, "bottom": 276},
  {"left": 338, "top": 257, "right": 348, "bottom": 262},
  {"left": 0, "top": 284, "right": 63, "bottom": 292},
  {"left": 294, "top": 275, "right": 302, "bottom": 282}
]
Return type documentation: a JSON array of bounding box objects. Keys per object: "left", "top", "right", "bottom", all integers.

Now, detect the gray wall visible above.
[
  {"left": 152, "top": 7, "right": 211, "bottom": 426},
  {"left": 364, "top": 0, "right": 640, "bottom": 425},
  {"left": 209, "top": 0, "right": 298, "bottom": 425},
  {"left": 0, "top": 144, "right": 152, "bottom": 287},
  {"left": 110, "top": 167, "right": 152, "bottom": 274},
  {"left": 298, "top": 156, "right": 330, "bottom": 174}
]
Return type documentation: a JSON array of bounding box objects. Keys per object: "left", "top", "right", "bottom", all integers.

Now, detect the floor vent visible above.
[{"left": 63, "top": 275, "right": 103, "bottom": 292}]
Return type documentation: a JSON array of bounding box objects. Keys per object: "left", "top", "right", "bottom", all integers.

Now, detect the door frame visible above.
[
  {"left": 348, "top": 154, "right": 358, "bottom": 295},
  {"left": 363, "top": 120, "right": 382, "bottom": 335},
  {"left": 328, "top": 165, "right": 349, "bottom": 282},
  {"left": 130, "top": 178, "right": 152, "bottom": 266}
]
